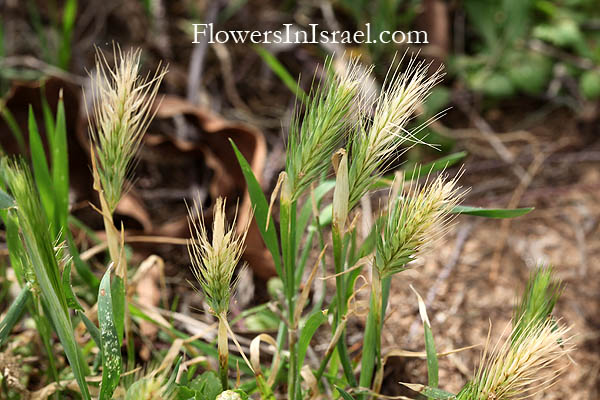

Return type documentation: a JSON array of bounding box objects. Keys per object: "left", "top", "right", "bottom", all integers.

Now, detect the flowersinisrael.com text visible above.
[{"left": 192, "top": 23, "right": 428, "bottom": 45}]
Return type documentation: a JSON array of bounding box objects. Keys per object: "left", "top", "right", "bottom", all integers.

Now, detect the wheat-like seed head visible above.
[
  {"left": 348, "top": 55, "right": 444, "bottom": 208},
  {"left": 187, "top": 197, "right": 249, "bottom": 316},
  {"left": 458, "top": 319, "right": 572, "bottom": 400},
  {"left": 457, "top": 267, "right": 572, "bottom": 400},
  {"left": 88, "top": 46, "right": 167, "bottom": 212},
  {"left": 375, "top": 172, "right": 462, "bottom": 277},
  {"left": 286, "top": 57, "right": 363, "bottom": 201},
  {"left": 1, "top": 158, "right": 42, "bottom": 291},
  {"left": 512, "top": 266, "right": 562, "bottom": 344}
]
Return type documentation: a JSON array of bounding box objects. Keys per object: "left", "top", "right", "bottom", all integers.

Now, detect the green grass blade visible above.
[
  {"left": 253, "top": 45, "right": 308, "bottom": 104},
  {"left": 335, "top": 386, "right": 356, "bottom": 400},
  {"left": 4, "top": 212, "right": 25, "bottom": 284},
  {"left": 411, "top": 286, "right": 438, "bottom": 388},
  {"left": 58, "top": 0, "right": 77, "bottom": 69},
  {"left": 32, "top": 309, "right": 61, "bottom": 383},
  {"left": 0, "top": 285, "right": 31, "bottom": 347},
  {"left": 318, "top": 203, "right": 333, "bottom": 227},
  {"left": 51, "top": 94, "right": 70, "bottom": 231},
  {"left": 111, "top": 275, "right": 126, "bottom": 346},
  {"left": 451, "top": 205, "right": 534, "bottom": 218},
  {"left": 297, "top": 310, "right": 327, "bottom": 371},
  {"left": 0, "top": 188, "right": 14, "bottom": 209},
  {"left": 67, "top": 232, "right": 100, "bottom": 289},
  {"left": 296, "top": 180, "right": 335, "bottom": 245},
  {"left": 4, "top": 160, "right": 91, "bottom": 398},
  {"left": 28, "top": 106, "right": 56, "bottom": 228},
  {"left": 401, "top": 383, "right": 455, "bottom": 399},
  {"left": 403, "top": 151, "right": 468, "bottom": 181},
  {"left": 371, "top": 152, "right": 468, "bottom": 189},
  {"left": 27, "top": 237, "right": 91, "bottom": 398},
  {"left": 41, "top": 88, "right": 55, "bottom": 149},
  {"left": 78, "top": 310, "right": 102, "bottom": 349},
  {"left": 0, "top": 105, "right": 26, "bottom": 153},
  {"left": 230, "top": 139, "right": 282, "bottom": 276},
  {"left": 98, "top": 268, "right": 123, "bottom": 399},
  {"left": 61, "top": 262, "right": 84, "bottom": 311}
]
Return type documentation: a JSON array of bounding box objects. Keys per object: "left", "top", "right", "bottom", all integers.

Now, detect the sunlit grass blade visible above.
[
  {"left": 401, "top": 383, "right": 455, "bottom": 399},
  {"left": 372, "top": 151, "right": 468, "bottom": 189},
  {"left": 28, "top": 105, "right": 56, "bottom": 229},
  {"left": 2, "top": 159, "right": 91, "bottom": 399},
  {"left": 51, "top": 93, "right": 69, "bottom": 231},
  {"left": 336, "top": 386, "right": 357, "bottom": 400}
]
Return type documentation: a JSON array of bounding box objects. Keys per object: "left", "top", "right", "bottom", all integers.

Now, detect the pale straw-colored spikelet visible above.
[
  {"left": 457, "top": 267, "right": 573, "bottom": 399},
  {"left": 187, "top": 197, "right": 249, "bottom": 316},
  {"left": 89, "top": 46, "right": 167, "bottom": 211},
  {"left": 458, "top": 319, "right": 572, "bottom": 400},
  {"left": 348, "top": 54, "right": 444, "bottom": 207},
  {"left": 376, "top": 172, "right": 462, "bottom": 277}
]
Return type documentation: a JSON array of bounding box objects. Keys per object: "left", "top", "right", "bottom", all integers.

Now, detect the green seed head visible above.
[
  {"left": 188, "top": 197, "right": 249, "bottom": 316},
  {"left": 285, "top": 57, "right": 362, "bottom": 201},
  {"left": 376, "top": 173, "right": 462, "bottom": 277}
]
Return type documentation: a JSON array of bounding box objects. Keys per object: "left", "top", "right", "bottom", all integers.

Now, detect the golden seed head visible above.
[
  {"left": 88, "top": 46, "right": 167, "bottom": 211},
  {"left": 348, "top": 54, "right": 444, "bottom": 207}
]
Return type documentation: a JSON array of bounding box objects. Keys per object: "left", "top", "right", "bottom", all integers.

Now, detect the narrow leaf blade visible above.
[
  {"left": 28, "top": 106, "right": 55, "bottom": 229},
  {"left": 0, "top": 286, "right": 31, "bottom": 347},
  {"left": 297, "top": 310, "right": 327, "bottom": 371},
  {"left": 78, "top": 311, "right": 102, "bottom": 349},
  {"left": 98, "top": 269, "right": 122, "bottom": 399},
  {"left": 61, "top": 262, "right": 84, "bottom": 311},
  {"left": 0, "top": 188, "right": 14, "bottom": 209},
  {"left": 230, "top": 139, "right": 282, "bottom": 276},
  {"left": 253, "top": 45, "right": 307, "bottom": 104},
  {"left": 411, "top": 286, "right": 439, "bottom": 388},
  {"left": 51, "top": 95, "right": 70, "bottom": 231},
  {"left": 335, "top": 386, "right": 356, "bottom": 400},
  {"left": 451, "top": 205, "right": 534, "bottom": 218}
]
